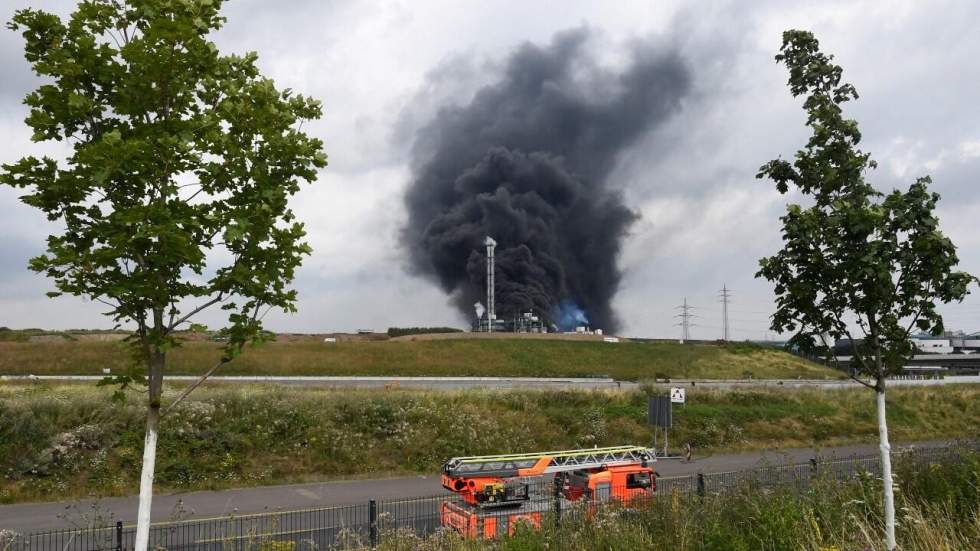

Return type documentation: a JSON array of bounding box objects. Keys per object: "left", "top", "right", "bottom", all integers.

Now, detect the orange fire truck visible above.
[{"left": 440, "top": 445, "right": 657, "bottom": 539}]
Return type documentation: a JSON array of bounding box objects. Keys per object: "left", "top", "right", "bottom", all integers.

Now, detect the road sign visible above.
[
  {"left": 647, "top": 395, "right": 672, "bottom": 428},
  {"left": 670, "top": 387, "right": 686, "bottom": 404}
]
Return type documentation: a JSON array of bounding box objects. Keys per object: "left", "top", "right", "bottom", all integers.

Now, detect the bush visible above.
[
  {"left": 1, "top": 384, "right": 978, "bottom": 505},
  {"left": 386, "top": 327, "right": 463, "bottom": 338}
]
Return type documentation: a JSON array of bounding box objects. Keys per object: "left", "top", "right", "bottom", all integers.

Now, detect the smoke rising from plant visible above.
[{"left": 402, "top": 28, "right": 690, "bottom": 332}]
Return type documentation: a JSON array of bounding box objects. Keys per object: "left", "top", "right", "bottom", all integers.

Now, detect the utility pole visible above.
[
  {"left": 674, "top": 298, "right": 696, "bottom": 343},
  {"left": 719, "top": 285, "right": 732, "bottom": 341}
]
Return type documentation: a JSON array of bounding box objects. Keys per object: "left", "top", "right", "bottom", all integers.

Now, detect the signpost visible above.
[
  {"left": 647, "top": 395, "right": 672, "bottom": 428},
  {"left": 647, "top": 395, "right": 673, "bottom": 456},
  {"left": 649, "top": 389, "right": 689, "bottom": 458},
  {"left": 670, "top": 387, "right": 686, "bottom": 404}
]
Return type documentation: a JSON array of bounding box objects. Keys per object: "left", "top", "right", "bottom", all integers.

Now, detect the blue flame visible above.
[{"left": 553, "top": 299, "right": 590, "bottom": 332}]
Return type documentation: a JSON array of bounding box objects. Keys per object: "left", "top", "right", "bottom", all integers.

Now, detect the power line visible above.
[
  {"left": 674, "top": 297, "right": 697, "bottom": 342},
  {"left": 718, "top": 284, "right": 732, "bottom": 342}
]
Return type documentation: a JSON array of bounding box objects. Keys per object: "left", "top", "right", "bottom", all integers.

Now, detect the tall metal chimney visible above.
[{"left": 484, "top": 236, "right": 496, "bottom": 333}]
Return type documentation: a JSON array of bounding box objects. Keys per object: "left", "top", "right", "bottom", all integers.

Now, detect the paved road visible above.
[
  {"left": 3, "top": 374, "right": 978, "bottom": 390},
  {"left": 0, "top": 439, "right": 954, "bottom": 534}
]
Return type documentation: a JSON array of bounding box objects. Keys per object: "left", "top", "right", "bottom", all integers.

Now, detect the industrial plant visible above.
[{"left": 470, "top": 236, "right": 600, "bottom": 335}]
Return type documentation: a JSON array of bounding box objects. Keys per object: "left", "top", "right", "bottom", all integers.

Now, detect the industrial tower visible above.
[
  {"left": 675, "top": 297, "right": 696, "bottom": 342},
  {"left": 719, "top": 284, "right": 732, "bottom": 341},
  {"left": 485, "top": 236, "right": 496, "bottom": 333}
]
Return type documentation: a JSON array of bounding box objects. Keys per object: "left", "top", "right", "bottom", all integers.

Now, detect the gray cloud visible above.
[{"left": 1, "top": 0, "right": 979, "bottom": 336}]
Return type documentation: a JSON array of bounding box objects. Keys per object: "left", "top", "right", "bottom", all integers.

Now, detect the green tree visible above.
[
  {"left": 3, "top": 1, "right": 326, "bottom": 548},
  {"left": 757, "top": 30, "right": 974, "bottom": 550}
]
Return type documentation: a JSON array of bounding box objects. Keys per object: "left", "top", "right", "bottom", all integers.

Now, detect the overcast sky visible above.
[{"left": 1, "top": 0, "right": 979, "bottom": 339}]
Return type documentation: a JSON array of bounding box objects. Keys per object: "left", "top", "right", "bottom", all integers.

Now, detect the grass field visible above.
[
  {"left": 0, "top": 337, "right": 840, "bottom": 380},
  {"left": 1, "top": 382, "right": 976, "bottom": 504}
]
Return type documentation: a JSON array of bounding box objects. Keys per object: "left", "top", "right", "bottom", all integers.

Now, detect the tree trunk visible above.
[
  {"left": 876, "top": 385, "right": 896, "bottom": 550},
  {"left": 133, "top": 403, "right": 159, "bottom": 551},
  {"left": 135, "top": 343, "right": 165, "bottom": 551}
]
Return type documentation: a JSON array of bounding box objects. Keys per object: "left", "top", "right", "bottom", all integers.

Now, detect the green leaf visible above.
[{"left": 103, "top": 129, "right": 122, "bottom": 145}]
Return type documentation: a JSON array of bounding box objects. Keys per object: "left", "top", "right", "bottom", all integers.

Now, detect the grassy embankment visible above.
[
  {"left": 0, "top": 338, "right": 839, "bottom": 380},
  {"left": 1, "top": 383, "right": 977, "bottom": 504},
  {"left": 380, "top": 452, "right": 980, "bottom": 551}
]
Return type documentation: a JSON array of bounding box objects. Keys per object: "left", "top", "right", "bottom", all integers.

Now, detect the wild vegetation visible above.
[
  {"left": 376, "top": 451, "right": 980, "bottom": 551},
  {"left": 0, "top": 328, "right": 128, "bottom": 343},
  {"left": 1, "top": 383, "right": 976, "bottom": 504},
  {"left": 386, "top": 327, "right": 463, "bottom": 338},
  {"left": 0, "top": 338, "right": 839, "bottom": 380}
]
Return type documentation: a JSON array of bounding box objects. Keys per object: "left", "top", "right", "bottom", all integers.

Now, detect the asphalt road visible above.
[
  {"left": 0, "top": 439, "right": 953, "bottom": 534},
  {"left": 3, "top": 374, "right": 979, "bottom": 390}
]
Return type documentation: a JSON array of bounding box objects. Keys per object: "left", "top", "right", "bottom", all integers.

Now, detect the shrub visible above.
[{"left": 387, "top": 327, "right": 463, "bottom": 338}]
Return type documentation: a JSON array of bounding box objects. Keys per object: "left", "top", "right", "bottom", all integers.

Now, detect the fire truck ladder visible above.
[{"left": 443, "top": 445, "right": 655, "bottom": 478}]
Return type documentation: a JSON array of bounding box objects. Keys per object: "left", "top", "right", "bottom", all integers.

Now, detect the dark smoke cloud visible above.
[{"left": 402, "top": 28, "right": 690, "bottom": 332}]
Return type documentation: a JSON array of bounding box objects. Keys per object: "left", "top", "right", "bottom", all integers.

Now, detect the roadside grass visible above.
[
  {"left": 0, "top": 338, "right": 839, "bottom": 380},
  {"left": 377, "top": 452, "right": 980, "bottom": 550},
  {"left": 1, "top": 383, "right": 977, "bottom": 505},
  {"left": 0, "top": 329, "right": 117, "bottom": 343}
]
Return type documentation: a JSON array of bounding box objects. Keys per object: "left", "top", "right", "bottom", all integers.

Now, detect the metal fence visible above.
[{"left": 5, "top": 444, "right": 973, "bottom": 551}]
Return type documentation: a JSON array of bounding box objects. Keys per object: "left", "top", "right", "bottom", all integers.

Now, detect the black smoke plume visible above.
[{"left": 402, "top": 28, "right": 690, "bottom": 332}]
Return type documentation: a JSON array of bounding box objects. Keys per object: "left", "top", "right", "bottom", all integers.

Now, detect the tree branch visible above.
[
  {"left": 842, "top": 324, "right": 872, "bottom": 376},
  {"left": 901, "top": 282, "right": 932, "bottom": 342},
  {"left": 849, "top": 371, "right": 877, "bottom": 390},
  {"left": 816, "top": 331, "right": 841, "bottom": 371},
  {"left": 135, "top": 309, "right": 153, "bottom": 373},
  {"left": 167, "top": 301, "right": 178, "bottom": 331},
  {"left": 104, "top": 28, "right": 124, "bottom": 51},
  {"left": 93, "top": 296, "right": 121, "bottom": 311},
  {"left": 160, "top": 358, "right": 227, "bottom": 417},
  {"left": 166, "top": 293, "right": 225, "bottom": 333},
  {"left": 183, "top": 186, "right": 206, "bottom": 203},
  {"left": 161, "top": 301, "right": 265, "bottom": 417},
  {"left": 258, "top": 304, "right": 274, "bottom": 322}
]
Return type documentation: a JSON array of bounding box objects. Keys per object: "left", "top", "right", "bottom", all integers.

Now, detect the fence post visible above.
[
  {"left": 553, "top": 492, "right": 562, "bottom": 528},
  {"left": 696, "top": 472, "right": 705, "bottom": 499},
  {"left": 369, "top": 499, "right": 378, "bottom": 548},
  {"left": 115, "top": 521, "right": 123, "bottom": 551}
]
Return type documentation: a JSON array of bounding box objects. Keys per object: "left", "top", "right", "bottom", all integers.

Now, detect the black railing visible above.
[{"left": 3, "top": 443, "right": 972, "bottom": 551}]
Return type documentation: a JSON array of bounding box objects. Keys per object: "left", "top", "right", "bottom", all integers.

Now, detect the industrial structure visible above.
[
  {"left": 485, "top": 236, "right": 496, "bottom": 333},
  {"left": 910, "top": 331, "right": 980, "bottom": 354},
  {"left": 472, "top": 310, "right": 549, "bottom": 333},
  {"left": 471, "top": 235, "right": 595, "bottom": 335},
  {"left": 837, "top": 331, "right": 980, "bottom": 356},
  {"left": 473, "top": 235, "right": 549, "bottom": 334},
  {"left": 674, "top": 297, "right": 695, "bottom": 343},
  {"left": 472, "top": 236, "right": 508, "bottom": 332}
]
